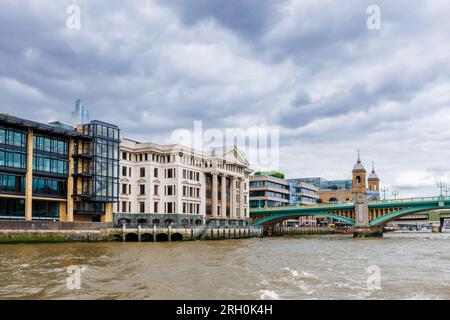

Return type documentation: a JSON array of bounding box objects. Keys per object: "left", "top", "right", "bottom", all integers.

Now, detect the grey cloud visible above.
[
  {"left": 1, "top": 0, "right": 450, "bottom": 197},
  {"left": 157, "top": 0, "right": 286, "bottom": 39}
]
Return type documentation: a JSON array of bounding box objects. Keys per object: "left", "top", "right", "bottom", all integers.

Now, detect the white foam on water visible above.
[
  {"left": 281, "top": 267, "right": 299, "bottom": 277},
  {"left": 300, "top": 271, "right": 319, "bottom": 280},
  {"left": 258, "top": 289, "right": 281, "bottom": 300},
  {"left": 407, "top": 293, "right": 442, "bottom": 300}
]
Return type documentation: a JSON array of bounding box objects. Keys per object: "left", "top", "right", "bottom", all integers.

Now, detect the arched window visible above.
[{"left": 356, "top": 176, "right": 361, "bottom": 185}]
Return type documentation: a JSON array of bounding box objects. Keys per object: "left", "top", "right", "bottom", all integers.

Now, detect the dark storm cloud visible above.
[{"left": 157, "top": 0, "right": 286, "bottom": 39}]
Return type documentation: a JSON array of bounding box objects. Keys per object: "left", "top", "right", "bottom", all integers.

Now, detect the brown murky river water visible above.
[{"left": 1, "top": 232, "right": 450, "bottom": 300}]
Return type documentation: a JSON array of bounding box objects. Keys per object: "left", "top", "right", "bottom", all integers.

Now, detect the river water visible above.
[{"left": 1, "top": 232, "right": 449, "bottom": 300}]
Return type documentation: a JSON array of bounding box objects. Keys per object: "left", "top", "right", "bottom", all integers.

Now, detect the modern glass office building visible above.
[
  {"left": 249, "top": 175, "right": 290, "bottom": 208},
  {"left": 287, "top": 180, "right": 319, "bottom": 206},
  {"left": 0, "top": 114, "right": 119, "bottom": 222},
  {"left": 288, "top": 177, "right": 353, "bottom": 191}
]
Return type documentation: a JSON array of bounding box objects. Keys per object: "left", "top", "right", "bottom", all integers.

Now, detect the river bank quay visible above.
[
  {"left": 0, "top": 221, "right": 265, "bottom": 243},
  {"left": 0, "top": 221, "right": 340, "bottom": 243}
]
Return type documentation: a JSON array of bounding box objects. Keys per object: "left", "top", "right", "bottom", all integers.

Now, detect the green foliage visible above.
[{"left": 253, "top": 171, "right": 285, "bottom": 179}]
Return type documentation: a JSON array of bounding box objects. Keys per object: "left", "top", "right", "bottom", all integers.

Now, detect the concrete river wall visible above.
[{"left": 0, "top": 221, "right": 263, "bottom": 243}]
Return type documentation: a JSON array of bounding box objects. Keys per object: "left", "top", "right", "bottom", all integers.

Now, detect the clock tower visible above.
[{"left": 352, "top": 151, "right": 370, "bottom": 231}]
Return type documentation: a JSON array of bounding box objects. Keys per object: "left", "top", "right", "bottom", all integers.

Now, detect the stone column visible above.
[
  {"left": 25, "top": 128, "right": 33, "bottom": 221},
  {"left": 176, "top": 165, "right": 182, "bottom": 215},
  {"left": 239, "top": 178, "right": 245, "bottom": 220},
  {"left": 230, "top": 177, "right": 236, "bottom": 220},
  {"left": 430, "top": 221, "right": 441, "bottom": 233},
  {"left": 353, "top": 192, "right": 382, "bottom": 237},
  {"left": 221, "top": 174, "right": 227, "bottom": 219},
  {"left": 212, "top": 172, "right": 218, "bottom": 218}
]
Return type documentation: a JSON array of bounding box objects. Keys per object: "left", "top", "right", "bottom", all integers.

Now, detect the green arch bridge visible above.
[{"left": 250, "top": 196, "right": 450, "bottom": 235}]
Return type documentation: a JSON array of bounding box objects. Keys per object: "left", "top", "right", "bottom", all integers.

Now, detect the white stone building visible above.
[{"left": 116, "top": 138, "right": 252, "bottom": 226}]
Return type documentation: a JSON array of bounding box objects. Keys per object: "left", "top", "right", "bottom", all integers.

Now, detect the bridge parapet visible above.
[
  {"left": 368, "top": 196, "right": 450, "bottom": 205},
  {"left": 251, "top": 202, "right": 355, "bottom": 213}
]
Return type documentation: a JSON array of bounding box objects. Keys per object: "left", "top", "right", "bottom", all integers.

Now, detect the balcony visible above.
[
  {"left": 72, "top": 151, "right": 93, "bottom": 159},
  {"left": 72, "top": 170, "right": 93, "bottom": 178},
  {"left": 74, "top": 209, "right": 105, "bottom": 216},
  {"left": 72, "top": 192, "right": 93, "bottom": 201}
]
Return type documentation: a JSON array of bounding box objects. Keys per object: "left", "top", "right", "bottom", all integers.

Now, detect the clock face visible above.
[{"left": 356, "top": 193, "right": 365, "bottom": 204}]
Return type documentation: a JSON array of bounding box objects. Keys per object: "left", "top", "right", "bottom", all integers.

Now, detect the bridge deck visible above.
[{"left": 250, "top": 196, "right": 450, "bottom": 227}]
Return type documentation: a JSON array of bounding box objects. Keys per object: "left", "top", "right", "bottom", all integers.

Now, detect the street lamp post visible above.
[
  {"left": 381, "top": 186, "right": 388, "bottom": 202},
  {"left": 392, "top": 191, "right": 399, "bottom": 201},
  {"left": 437, "top": 182, "right": 446, "bottom": 198},
  {"left": 337, "top": 189, "right": 343, "bottom": 204}
]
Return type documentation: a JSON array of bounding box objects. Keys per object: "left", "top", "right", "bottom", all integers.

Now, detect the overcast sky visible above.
[{"left": 1, "top": 1, "right": 450, "bottom": 198}]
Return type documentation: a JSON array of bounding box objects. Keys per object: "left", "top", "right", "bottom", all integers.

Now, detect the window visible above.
[
  {"left": 154, "top": 168, "right": 158, "bottom": 178},
  {"left": 153, "top": 202, "right": 158, "bottom": 213},
  {"left": 122, "top": 152, "right": 127, "bottom": 160},
  {"left": 154, "top": 184, "right": 159, "bottom": 195},
  {"left": 0, "top": 198, "right": 25, "bottom": 218},
  {"left": 32, "top": 177, "right": 66, "bottom": 197},
  {"left": 140, "top": 185, "right": 145, "bottom": 195},
  {"left": 0, "top": 127, "right": 26, "bottom": 148},
  {"left": 122, "top": 166, "right": 127, "bottom": 176},
  {"left": 166, "top": 168, "right": 175, "bottom": 179},
  {"left": 32, "top": 201, "right": 60, "bottom": 220},
  {"left": 122, "top": 201, "right": 127, "bottom": 213},
  {"left": 140, "top": 167, "right": 145, "bottom": 177},
  {"left": 140, "top": 202, "right": 145, "bottom": 213},
  {"left": 0, "top": 150, "right": 26, "bottom": 169},
  {"left": 33, "top": 135, "right": 68, "bottom": 155},
  {"left": 122, "top": 184, "right": 127, "bottom": 194},
  {"left": 166, "top": 185, "right": 175, "bottom": 196},
  {"left": 0, "top": 174, "right": 25, "bottom": 193}
]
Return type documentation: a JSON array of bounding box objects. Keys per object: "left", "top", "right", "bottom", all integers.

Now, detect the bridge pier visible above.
[
  {"left": 430, "top": 221, "right": 442, "bottom": 233},
  {"left": 354, "top": 226, "right": 383, "bottom": 238}
]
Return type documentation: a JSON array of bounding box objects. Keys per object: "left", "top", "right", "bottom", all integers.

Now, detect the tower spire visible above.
[
  {"left": 372, "top": 161, "right": 375, "bottom": 173},
  {"left": 357, "top": 149, "right": 361, "bottom": 163}
]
